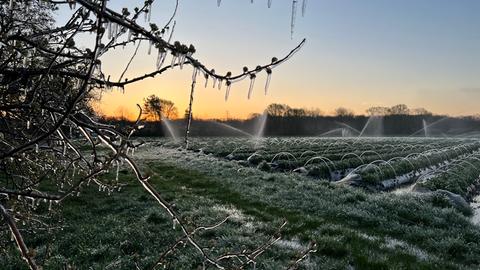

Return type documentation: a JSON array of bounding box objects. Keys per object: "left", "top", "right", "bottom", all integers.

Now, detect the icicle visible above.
[
  {"left": 23, "top": 56, "right": 27, "bottom": 66},
  {"left": 127, "top": 29, "right": 132, "bottom": 41},
  {"left": 179, "top": 54, "right": 186, "bottom": 69},
  {"left": 265, "top": 68, "right": 272, "bottom": 95},
  {"left": 113, "top": 23, "right": 119, "bottom": 40},
  {"left": 171, "top": 54, "right": 177, "bottom": 67},
  {"left": 148, "top": 5, "right": 152, "bottom": 22},
  {"left": 268, "top": 0, "right": 272, "bottom": 8},
  {"left": 248, "top": 74, "right": 256, "bottom": 99},
  {"left": 302, "top": 0, "right": 307, "bottom": 17},
  {"left": 192, "top": 67, "right": 198, "bottom": 81},
  {"left": 173, "top": 219, "right": 177, "bottom": 229},
  {"left": 48, "top": 200, "right": 53, "bottom": 211},
  {"left": 107, "top": 21, "right": 112, "bottom": 39},
  {"left": 35, "top": 144, "right": 38, "bottom": 153},
  {"left": 9, "top": 0, "right": 13, "bottom": 10},
  {"left": 63, "top": 144, "right": 67, "bottom": 156},
  {"left": 218, "top": 79, "right": 223, "bottom": 90},
  {"left": 291, "top": 0, "right": 298, "bottom": 38},
  {"left": 115, "top": 161, "right": 120, "bottom": 182},
  {"left": 148, "top": 40, "right": 152, "bottom": 55},
  {"left": 144, "top": 4, "right": 149, "bottom": 22},
  {"left": 156, "top": 49, "right": 166, "bottom": 70},
  {"left": 204, "top": 74, "right": 209, "bottom": 88},
  {"left": 26, "top": 120, "right": 30, "bottom": 129},
  {"left": 225, "top": 81, "right": 232, "bottom": 101},
  {"left": 217, "top": 0, "right": 221, "bottom": 7},
  {"left": 41, "top": 109, "right": 44, "bottom": 116}
]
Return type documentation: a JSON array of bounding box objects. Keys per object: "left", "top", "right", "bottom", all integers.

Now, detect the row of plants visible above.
[
  {"left": 358, "top": 142, "right": 480, "bottom": 184},
  {"left": 416, "top": 154, "right": 480, "bottom": 197},
  {"left": 182, "top": 137, "right": 463, "bottom": 160},
  {"left": 137, "top": 144, "right": 480, "bottom": 269}
]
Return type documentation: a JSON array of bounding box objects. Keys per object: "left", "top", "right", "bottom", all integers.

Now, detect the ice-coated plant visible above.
[{"left": 0, "top": 0, "right": 308, "bottom": 269}]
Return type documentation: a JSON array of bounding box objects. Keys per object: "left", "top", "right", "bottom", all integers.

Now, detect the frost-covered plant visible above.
[{"left": 0, "top": 0, "right": 306, "bottom": 269}]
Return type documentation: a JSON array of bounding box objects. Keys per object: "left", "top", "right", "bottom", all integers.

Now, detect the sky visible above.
[{"left": 60, "top": 0, "right": 480, "bottom": 119}]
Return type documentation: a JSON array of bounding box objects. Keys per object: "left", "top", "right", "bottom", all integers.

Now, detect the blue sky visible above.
[{"left": 59, "top": 0, "right": 480, "bottom": 118}]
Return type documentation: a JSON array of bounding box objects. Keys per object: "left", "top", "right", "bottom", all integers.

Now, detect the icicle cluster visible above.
[
  {"left": 106, "top": 21, "right": 121, "bottom": 41},
  {"left": 68, "top": 0, "right": 76, "bottom": 10},
  {"left": 156, "top": 48, "right": 167, "bottom": 70}
]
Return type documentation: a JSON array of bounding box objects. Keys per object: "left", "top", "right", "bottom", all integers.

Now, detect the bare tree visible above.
[
  {"left": 366, "top": 106, "right": 390, "bottom": 116},
  {"left": 334, "top": 107, "right": 355, "bottom": 117},
  {"left": 266, "top": 103, "right": 292, "bottom": 117},
  {"left": 412, "top": 107, "right": 432, "bottom": 116},
  {"left": 0, "top": 0, "right": 309, "bottom": 269},
  {"left": 389, "top": 104, "right": 410, "bottom": 115}
]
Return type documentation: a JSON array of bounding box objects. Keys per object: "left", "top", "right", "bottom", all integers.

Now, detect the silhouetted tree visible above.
[
  {"left": 266, "top": 103, "right": 291, "bottom": 117},
  {"left": 366, "top": 106, "right": 390, "bottom": 116},
  {"left": 287, "top": 108, "right": 307, "bottom": 117},
  {"left": 143, "top": 95, "right": 177, "bottom": 121},
  {"left": 412, "top": 107, "right": 432, "bottom": 116},
  {"left": 334, "top": 107, "right": 354, "bottom": 117},
  {"left": 389, "top": 104, "right": 410, "bottom": 115}
]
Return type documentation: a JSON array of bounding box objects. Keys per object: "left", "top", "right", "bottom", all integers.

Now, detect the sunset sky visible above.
[{"left": 63, "top": 0, "right": 480, "bottom": 119}]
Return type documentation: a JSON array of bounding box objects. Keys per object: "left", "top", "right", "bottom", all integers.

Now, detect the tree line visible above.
[{"left": 102, "top": 99, "right": 480, "bottom": 137}]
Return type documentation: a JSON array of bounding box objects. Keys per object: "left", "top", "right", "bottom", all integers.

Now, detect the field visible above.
[{"left": 3, "top": 137, "right": 480, "bottom": 269}]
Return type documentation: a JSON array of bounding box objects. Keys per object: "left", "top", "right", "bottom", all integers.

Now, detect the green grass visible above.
[{"left": 2, "top": 149, "right": 480, "bottom": 269}]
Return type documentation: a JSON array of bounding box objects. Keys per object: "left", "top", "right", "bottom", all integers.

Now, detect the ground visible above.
[{"left": 2, "top": 137, "right": 480, "bottom": 269}]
